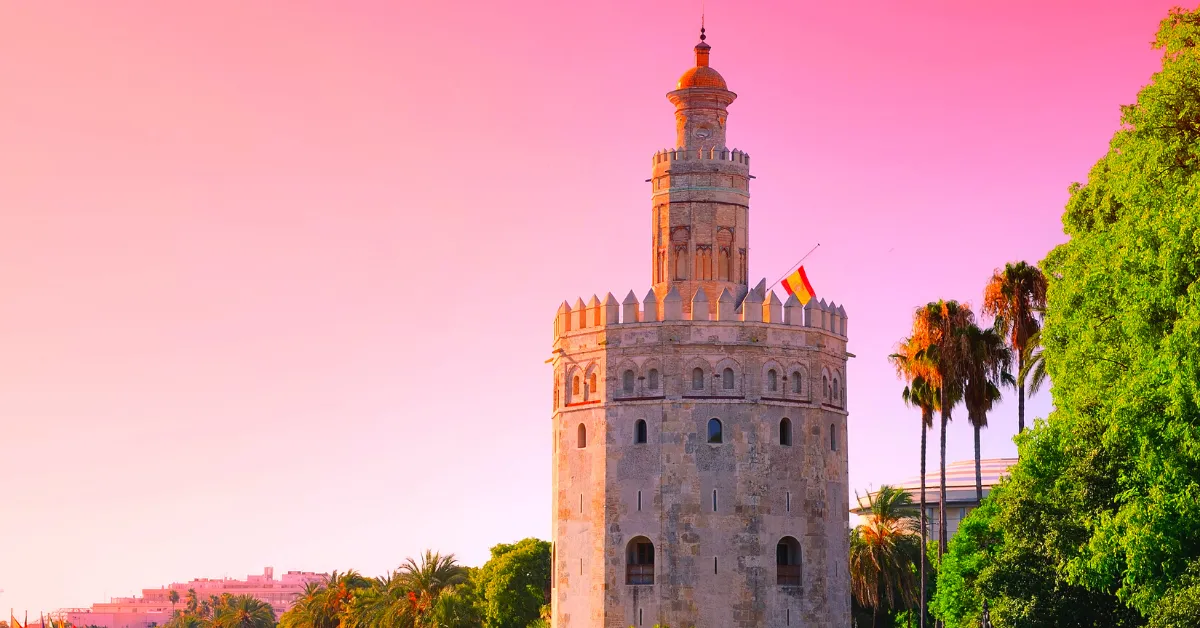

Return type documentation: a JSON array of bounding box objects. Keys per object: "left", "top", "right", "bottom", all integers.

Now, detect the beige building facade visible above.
[{"left": 550, "top": 29, "right": 851, "bottom": 628}]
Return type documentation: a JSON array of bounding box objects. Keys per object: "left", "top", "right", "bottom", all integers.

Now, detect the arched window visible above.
[
  {"left": 792, "top": 371, "right": 802, "bottom": 394},
  {"left": 722, "top": 368, "right": 734, "bottom": 390},
  {"left": 577, "top": 424, "right": 586, "bottom": 448},
  {"left": 822, "top": 375, "right": 829, "bottom": 401},
  {"left": 623, "top": 370, "right": 635, "bottom": 393},
  {"left": 707, "top": 418, "right": 723, "bottom": 444},
  {"left": 780, "top": 418, "right": 792, "bottom": 446},
  {"left": 589, "top": 372, "right": 598, "bottom": 397},
  {"left": 635, "top": 419, "right": 647, "bottom": 444},
  {"left": 648, "top": 369, "right": 660, "bottom": 390},
  {"left": 554, "top": 376, "right": 560, "bottom": 408},
  {"left": 626, "top": 537, "right": 655, "bottom": 585},
  {"left": 831, "top": 423, "right": 837, "bottom": 451},
  {"left": 777, "top": 536, "right": 802, "bottom": 586},
  {"left": 833, "top": 378, "right": 840, "bottom": 405},
  {"left": 767, "top": 369, "right": 778, "bottom": 392},
  {"left": 573, "top": 376, "right": 581, "bottom": 397},
  {"left": 692, "top": 367, "right": 705, "bottom": 390}
]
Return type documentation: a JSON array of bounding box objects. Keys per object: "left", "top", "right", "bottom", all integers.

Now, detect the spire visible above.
[{"left": 695, "top": 20, "right": 711, "bottom": 67}]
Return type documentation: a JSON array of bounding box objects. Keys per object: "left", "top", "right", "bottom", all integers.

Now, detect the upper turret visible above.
[{"left": 668, "top": 27, "right": 737, "bottom": 151}]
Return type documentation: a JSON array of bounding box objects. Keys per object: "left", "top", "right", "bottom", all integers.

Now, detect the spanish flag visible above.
[
  {"left": 781, "top": 266, "right": 816, "bottom": 304},
  {"left": 11, "top": 612, "right": 22, "bottom": 628}
]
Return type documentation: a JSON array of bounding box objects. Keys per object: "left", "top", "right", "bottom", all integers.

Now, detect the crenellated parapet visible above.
[
  {"left": 651, "top": 147, "right": 750, "bottom": 166},
  {"left": 553, "top": 282, "right": 847, "bottom": 340}
]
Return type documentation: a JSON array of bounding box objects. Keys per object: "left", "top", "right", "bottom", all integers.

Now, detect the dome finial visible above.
[{"left": 694, "top": 11, "right": 711, "bottom": 66}]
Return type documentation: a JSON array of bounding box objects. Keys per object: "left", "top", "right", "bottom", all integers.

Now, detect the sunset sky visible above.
[{"left": 0, "top": 0, "right": 1183, "bottom": 614}]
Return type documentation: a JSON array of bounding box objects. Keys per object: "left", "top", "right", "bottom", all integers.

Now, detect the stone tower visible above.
[{"left": 550, "top": 29, "right": 851, "bottom": 628}]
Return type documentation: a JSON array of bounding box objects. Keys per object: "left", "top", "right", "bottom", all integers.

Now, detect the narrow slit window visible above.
[
  {"left": 579, "top": 493, "right": 583, "bottom": 513},
  {"left": 639, "top": 609, "right": 643, "bottom": 626},
  {"left": 714, "top": 556, "right": 718, "bottom": 574},
  {"left": 713, "top": 489, "right": 718, "bottom": 512},
  {"left": 638, "top": 490, "right": 642, "bottom": 511},
  {"left": 786, "top": 491, "right": 791, "bottom": 512},
  {"left": 787, "top": 609, "right": 790, "bottom": 626},
  {"left": 831, "top": 423, "right": 837, "bottom": 451}
]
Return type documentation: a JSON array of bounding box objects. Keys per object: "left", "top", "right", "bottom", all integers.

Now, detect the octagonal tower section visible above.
[{"left": 550, "top": 286, "right": 852, "bottom": 628}]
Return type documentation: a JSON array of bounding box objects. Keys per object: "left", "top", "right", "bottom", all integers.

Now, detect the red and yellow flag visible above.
[
  {"left": 781, "top": 266, "right": 816, "bottom": 304},
  {"left": 11, "top": 612, "right": 22, "bottom": 628}
]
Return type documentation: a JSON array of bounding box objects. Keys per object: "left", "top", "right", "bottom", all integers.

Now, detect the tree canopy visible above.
[{"left": 934, "top": 6, "right": 1200, "bottom": 626}]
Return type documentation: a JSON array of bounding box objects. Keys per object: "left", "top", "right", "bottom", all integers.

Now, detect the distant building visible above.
[
  {"left": 851, "top": 458, "right": 1017, "bottom": 541},
  {"left": 62, "top": 567, "right": 325, "bottom": 628}
]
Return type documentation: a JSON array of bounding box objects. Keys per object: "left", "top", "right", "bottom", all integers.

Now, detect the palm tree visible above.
[
  {"left": 280, "top": 572, "right": 369, "bottom": 628},
  {"left": 961, "top": 324, "right": 1013, "bottom": 503},
  {"left": 186, "top": 589, "right": 199, "bottom": 616},
  {"left": 169, "top": 590, "right": 180, "bottom": 617},
  {"left": 210, "top": 595, "right": 275, "bottom": 628},
  {"left": 982, "top": 261, "right": 1047, "bottom": 434},
  {"left": 912, "top": 300, "right": 974, "bottom": 557},
  {"left": 279, "top": 581, "right": 327, "bottom": 628},
  {"left": 400, "top": 551, "right": 467, "bottom": 601},
  {"left": 344, "top": 572, "right": 413, "bottom": 628},
  {"left": 850, "top": 485, "right": 922, "bottom": 628},
  {"left": 1018, "top": 328, "right": 1048, "bottom": 400},
  {"left": 889, "top": 336, "right": 940, "bottom": 628},
  {"left": 165, "top": 614, "right": 209, "bottom": 628}
]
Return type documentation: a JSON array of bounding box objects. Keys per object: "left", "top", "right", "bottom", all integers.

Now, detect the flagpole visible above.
[{"left": 768, "top": 243, "right": 820, "bottom": 290}]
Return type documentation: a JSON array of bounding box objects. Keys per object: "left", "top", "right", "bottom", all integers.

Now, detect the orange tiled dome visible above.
[{"left": 677, "top": 65, "right": 727, "bottom": 90}]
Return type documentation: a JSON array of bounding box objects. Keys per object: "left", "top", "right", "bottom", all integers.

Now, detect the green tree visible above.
[
  {"left": 186, "top": 589, "right": 200, "bottom": 615},
  {"left": 850, "top": 486, "right": 922, "bottom": 628},
  {"left": 982, "top": 261, "right": 1047, "bottom": 435},
  {"left": 165, "top": 614, "right": 210, "bottom": 628},
  {"left": 890, "top": 336, "right": 940, "bottom": 628},
  {"left": 279, "top": 572, "right": 371, "bottom": 628},
  {"left": 961, "top": 323, "right": 1012, "bottom": 502},
  {"left": 211, "top": 595, "right": 276, "bottom": 628},
  {"left": 476, "top": 538, "right": 551, "bottom": 628},
  {"left": 169, "top": 590, "right": 181, "bottom": 618},
  {"left": 1034, "top": 4, "right": 1200, "bottom": 617},
  {"left": 427, "top": 568, "right": 483, "bottom": 628}
]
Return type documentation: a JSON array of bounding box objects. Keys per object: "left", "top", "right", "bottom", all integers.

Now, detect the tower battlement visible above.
[
  {"left": 553, "top": 286, "right": 847, "bottom": 340},
  {"left": 651, "top": 147, "right": 750, "bottom": 166}
]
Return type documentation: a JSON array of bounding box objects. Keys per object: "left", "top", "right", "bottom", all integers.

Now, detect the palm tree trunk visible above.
[
  {"left": 974, "top": 423, "right": 983, "bottom": 504},
  {"left": 939, "top": 393, "right": 949, "bottom": 557},
  {"left": 919, "top": 421, "right": 928, "bottom": 628},
  {"left": 1017, "top": 351, "right": 1026, "bottom": 434}
]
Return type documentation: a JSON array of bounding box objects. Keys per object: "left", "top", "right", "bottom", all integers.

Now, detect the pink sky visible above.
[{"left": 0, "top": 0, "right": 1183, "bottom": 614}]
